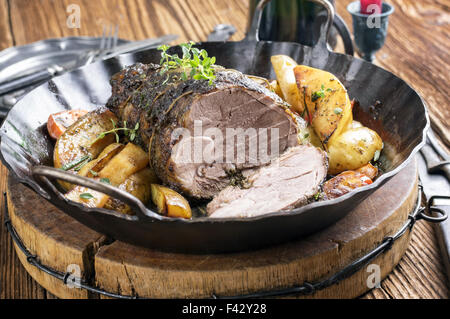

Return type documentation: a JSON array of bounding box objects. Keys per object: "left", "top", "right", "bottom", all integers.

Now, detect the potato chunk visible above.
[
  {"left": 104, "top": 168, "right": 159, "bottom": 215},
  {"left": 327, "top": 126, "right": 383, "bottom": 174},
  {"left": 54, "top": 107, "right": 118, "bottom": 170},
  {"left": 269, "top": 80, "right": 283, "bottom": 98},
  {"left": 271, "top": 55, "right": 303, "bottom": 114},
  {"left": 294, "top": 65, "right": 353, "bottom": 145},
  {"left": 77, "top": 143, "right": 125, "bottom": 178},
  {"left": 65, "top": 182, "right": 110, "bottom": 208},
  {"left": 151, "top": 184, "right": 192, "bottom": 219},
  {"left": 98, "top": 143, "right": 149, "bottom": 186}
]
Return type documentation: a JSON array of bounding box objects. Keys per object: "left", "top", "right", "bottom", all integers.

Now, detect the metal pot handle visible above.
[
  {"left": 245, "top": 0, "right": 336, "bottom": 53},
  {"left": 31, "top": 165, "right": 159, "bottom": 220},
  {"left": 334, "top": 14, "right": 354, "bottom": 56}
]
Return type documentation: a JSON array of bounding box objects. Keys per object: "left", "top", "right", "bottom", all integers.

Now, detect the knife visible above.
[
  {"left": 427, "top": 129, "right": 450, "bottom": 162},
  {"left": 0, "top": 34, "right": 178, "bottom": 96},
  {"left": 421, "top": 144, "right": 450, "bottom": 181},
  {"left": 419, "top": 139, "right": 450, "bottom": 282}
]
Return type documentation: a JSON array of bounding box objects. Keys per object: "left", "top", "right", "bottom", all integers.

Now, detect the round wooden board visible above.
[{"left": 6, "top": 159, "right": 418, "bottom": 299}]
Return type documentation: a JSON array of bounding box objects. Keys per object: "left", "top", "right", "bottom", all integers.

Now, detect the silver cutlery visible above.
[
  {"left": 419, "top": 129, "right": 450, "bottom": 281},
  {"left": 0, "top": 24, "right": 120, "bottom": 96},
  {"left": 0, "top": 33, "right": 178, "bottom": 114},
  {"left": 0, "top": 30, "right": 177, "bottom": 97}
]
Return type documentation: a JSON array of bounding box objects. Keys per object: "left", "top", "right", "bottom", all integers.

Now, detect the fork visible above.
[
  {"left": 82, "top": 24, "right": 119, "bottom": 66},
  {"left": 0, "top": 24, "right": 119, "bottom": 105}
]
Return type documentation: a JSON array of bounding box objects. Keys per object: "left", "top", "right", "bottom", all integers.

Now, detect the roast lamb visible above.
[
  {"left": 107, "top": 63, "right": 300, "bottom": 199},
  {"left": 107, "top": 63, "right": 328, "bottom": 216},
  {"left": 207, "top": 145, "right": 328, "bottom": 218}
]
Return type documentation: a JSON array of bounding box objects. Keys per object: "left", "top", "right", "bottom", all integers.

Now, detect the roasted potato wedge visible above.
[
  {"left": 98, "top": 142, "right": 149, "bottom": 186},
  {"left": 104, "top": 168, "right": 159, "bottom": 215},
  {"left": 54, "top": 108, "right": 118, "bottom": 190},
  {"left": 286, "top": 109, "right": 323, "bottom": 148},
  {"left": 271, "top": 55, "right": 303, "bottom": 114},
  {"left": 65, "top": 142, "right": 150, "bottom": 212},
  {"left": 327, "top": 126, "right": 383, "bottom": 174},
  {"left": 293, "top": 65, "right": 353, "bottom": 145},
  {"left": 54, "top": 107, "right": 118, "bottom": 170},
  {"left": 78, "top": 143, "right": 125, "bottom": 178},
  {"left": 269, "top": 80, "right": 283, "bottom": 98},
  {"left": 151, "top": 184, "right": 192, "bottom": 219},
  {"left": 65, "top": 182, "right": 110, "bottom": 208},
  {"left": 349, "top": 120, "right": 363, "bottom": 129}
]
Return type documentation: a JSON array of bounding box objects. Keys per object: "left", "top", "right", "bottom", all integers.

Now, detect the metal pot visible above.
[{"left": 248, "top": 0, "right": 354, "bottom": 55}]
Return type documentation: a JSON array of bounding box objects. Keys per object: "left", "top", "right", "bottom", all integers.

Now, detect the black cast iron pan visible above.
[{"left": 0, "top": 0, "right": 428, "bottom": 253}]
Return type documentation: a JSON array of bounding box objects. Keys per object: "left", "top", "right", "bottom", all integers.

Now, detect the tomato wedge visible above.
[{"left": 47, "top": 109, "right": 88, "bottom": 139}]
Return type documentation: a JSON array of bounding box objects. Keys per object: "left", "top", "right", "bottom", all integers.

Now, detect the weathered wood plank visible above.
[
  {"left": 0, "top": 0, "right": 14, "bottom": 49},
  {"left": 0, "top": 168, "right": 47, "bottom": 299},
  {"left": 6, "top": 0, "right": 247, "bottom": 45},
  {"left": 6, "top": 175, "right": 107, "bottom": 298}
]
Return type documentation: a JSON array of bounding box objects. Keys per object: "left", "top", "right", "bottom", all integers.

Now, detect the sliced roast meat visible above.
[
  {"left": 107, "top": 64, "right": 300, "bottom": 199},
  {"left": 207, "top": 145, "right": 328, "bottom": 218}
]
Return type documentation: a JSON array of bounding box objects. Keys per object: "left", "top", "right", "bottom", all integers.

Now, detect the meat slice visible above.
[
  {"left": 207, "top": 145, "right": 328, "bottom": 218},
  {"left": 107, "top": 64, "right": 300, "bottom": 199}
]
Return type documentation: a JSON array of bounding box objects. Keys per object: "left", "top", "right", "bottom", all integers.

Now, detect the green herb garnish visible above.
[
  {"left": 157, "top": 42, "right": 217, "bottom": 85},
  {"left": 79, "top": 193, "right": 94, "bottom": 200},
  {"left": 314, "top": 192, "right": 322, "bottom": 201},
  {"left": 89, "top": 120, "right": 139, "bottom": 146},
  {"left": 73, "top": 159, "right": 91, "bottom": 172},
  {"left": 100, "top": 178, "right": 111, "bottom": 185},
  {"left": 311, "top": 84, "right": 326, "bottom": 102},
  {"left": 373, "top": 150, "right": 381, "bottom": 162},
  {"left": 301, "top": 86, "right": 312, "bottom": 124},
  {"left": 123, "top": 122, "right": 139, "bottom": 142},
  {"left": 89, "top": 170, "right": 99, "bottom": 177},
  {"left": 61, "top": 155, "right": 91, "bottom": 171},
  {"left": 311, "top": 84, "right": 332, "bottom": 102},
  {"left": 333, "top": 107, "right": 343, "bottom": 115},
  {"left": 226, "top": 169, "right": 251, "bottom": 189}
]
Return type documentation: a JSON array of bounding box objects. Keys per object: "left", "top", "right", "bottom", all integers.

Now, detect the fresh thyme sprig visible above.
[
  {"left": 79, "top": 193, "right": 94, "bottom": 200},
  {"left": 61, "top": 155, "right": 91, "bottom": 171},
  {"left": 89, "top": 119, "right": 139, "bottom": 146},
  {"left": 157, "top": 42, "right": 217, "bottom": 85},
  {"left": 311, "top": 84, "right": 332, "bottom": 102}
]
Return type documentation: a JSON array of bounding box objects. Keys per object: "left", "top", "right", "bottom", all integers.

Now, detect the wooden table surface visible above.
[{"left": 0, "top": 0, "right": 449, "bottom": 299}]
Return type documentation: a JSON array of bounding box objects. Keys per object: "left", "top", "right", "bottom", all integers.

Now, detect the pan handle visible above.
[
  {"left": 244, "top": 0, "right": 271, "bottom": 42},
  {"left": 31, "top": 165, "right": 159, "bottom": 220},
  {"left": 245, "top": 0, "right": 335, "bottom": 53}
]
